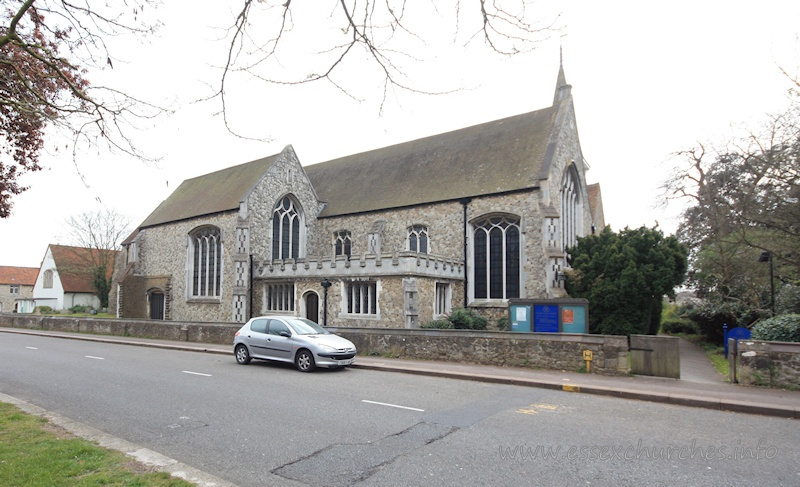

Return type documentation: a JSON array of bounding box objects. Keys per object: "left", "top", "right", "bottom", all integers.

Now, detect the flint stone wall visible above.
[
  {"left": 332, "top": 327, "right": 629, "bottom": 375},
  {"left": 2, "top": 314, "right": 627, "bottom": 375},
  {"left": 0, "top": 314, "right": 240, "bottom": 346}
]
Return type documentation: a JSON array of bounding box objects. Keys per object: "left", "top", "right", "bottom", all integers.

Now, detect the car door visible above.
[
  {"left": 267, "top": 319, "right": 294, "bottom": 361},
  {"left": 245, "top": 318, "right": 270, "bottom": 358}
]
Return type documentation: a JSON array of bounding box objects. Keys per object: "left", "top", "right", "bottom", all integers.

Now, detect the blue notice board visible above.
[{"left": 533, "top": 305, "right": 559, "bottom": 333}]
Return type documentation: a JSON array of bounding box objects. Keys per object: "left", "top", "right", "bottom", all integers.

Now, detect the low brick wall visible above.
[
  {"left": 331, "top": 327, "right": 630, "bottom": 375},
  {"left": 735, "top": 340, "right": 800, "bottom": 388},
  {"left": 0, "top": 314, "right": 239, "bottom": 347}
]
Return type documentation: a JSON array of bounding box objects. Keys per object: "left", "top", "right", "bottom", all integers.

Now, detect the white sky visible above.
[{"left": 2, "top": 1, "right": 799, "bottom": 268}]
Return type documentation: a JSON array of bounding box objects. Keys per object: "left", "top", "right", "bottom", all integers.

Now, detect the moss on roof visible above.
[
  {"left": 139, "top": 154, "right": 279, "bottom": 228},
  {"left": 138, "top": 105, "right": 558, "bottom": 227},
  {"left": 305, "top": 107, "right": 558, "bottom": 217}
]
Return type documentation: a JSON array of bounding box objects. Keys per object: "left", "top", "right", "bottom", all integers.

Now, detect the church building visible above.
[{"left": 117, "top": 64, "right": 605, "bottom": 327}]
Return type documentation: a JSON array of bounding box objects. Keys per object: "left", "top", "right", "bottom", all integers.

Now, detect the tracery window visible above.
[
  {"left": 407, "top": 224, "right": 428, "bottom": 253},
  {"left": 472, "top": 216, "right": 520, "bottom": 300},
  {"left": 272, "top": 196, "right": 302, "bottom": 260},
  {"left": 190, "top": 226, "right": 222, "bottom": 298},
  {"left": 334, "top": 230, "right": 352, "bottom": 258},
  {"left": 561, "top": 165, "right": 583, "bottom": 251}
]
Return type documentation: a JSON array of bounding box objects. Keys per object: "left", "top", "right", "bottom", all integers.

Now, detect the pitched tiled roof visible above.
[
  {"left": 139, "top": 154, "right": 279, "bottom": 228},
  {"left": 306, "top": 107, "right": 558, "bottom": 217},
  {"left": 49, "top": 245, "right": 118, "bottom": 293},
  {"left": 0, "top": 266, "right": 38, "bottom": 286},
  {"left": 135, "top": 104, "right": 559, "bottom": 226}
]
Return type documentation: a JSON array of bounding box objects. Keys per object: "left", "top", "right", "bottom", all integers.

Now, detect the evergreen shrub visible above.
[{"left": 751, "top": 314, "right": 800, "bottom": 342}]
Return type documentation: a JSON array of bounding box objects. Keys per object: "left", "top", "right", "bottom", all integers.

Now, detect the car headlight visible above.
[{"left": 319, "top": 344, "right": 337, "bottom": 352}]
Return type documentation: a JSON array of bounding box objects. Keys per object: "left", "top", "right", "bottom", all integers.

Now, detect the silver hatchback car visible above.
[{"left": 233, "top": 315, "right": 357, "bottom": 372}]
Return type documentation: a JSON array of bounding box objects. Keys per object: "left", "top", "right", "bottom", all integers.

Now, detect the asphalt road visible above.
[{"left": 1, "top": 333, "right": 799, "bottom": 486}]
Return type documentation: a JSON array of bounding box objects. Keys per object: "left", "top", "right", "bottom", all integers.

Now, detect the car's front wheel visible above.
[
  {"left": 235, "top": 344, "right": 251, "bottom": 365},
  {"left": 295, "top": 349, "right": 316, "bottom": 372}
]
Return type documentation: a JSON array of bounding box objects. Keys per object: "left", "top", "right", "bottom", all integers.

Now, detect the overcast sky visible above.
[{"left": 2, "top": 1, "right": 799, "bottom": 268}]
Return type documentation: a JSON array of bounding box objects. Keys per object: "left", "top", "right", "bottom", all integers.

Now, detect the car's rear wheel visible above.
[
  {"left": 235, "top": 344, "right": 251, "bottom": 365},
  {"left": 295, "top": 349, "right": 316, "bottom": 372}
]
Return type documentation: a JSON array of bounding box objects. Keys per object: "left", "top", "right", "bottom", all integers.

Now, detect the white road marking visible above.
[
  {"left": 26, "top": 347, "right": 38, "bottom": 350},
  {"left": 182, "top": 371, "right": 212, "bottom": 377},
  {"left": 362, "top": 399, "right": 425, "bottom": 412},
  {"left": 85, "top": 356, "right": 105, "bottom": 360}
]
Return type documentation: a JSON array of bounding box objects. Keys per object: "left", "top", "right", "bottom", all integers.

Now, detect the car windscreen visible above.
[{"left": 287, "top": 317, "right": 331, "bottom": 335}]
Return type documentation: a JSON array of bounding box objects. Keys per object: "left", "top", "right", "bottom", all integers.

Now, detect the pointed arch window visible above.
[
  {"left": 334, "top": 230, "right": 351, "bottom": 258},
  {"left": 407, "top": 225, "right": 428, "bottom": 253},
  {"left": 472, "top": 215, "right": 520, "bottom": 300},
  {"left": 272, "top": 196, "right": 303, "bottom": 260},
  {"left": 561, "top": 165, "right": 583, "bottom": 251},
  {"left": 190, "top": 226, "right": 222, "bottom": 298},
  {"left": 43, "top": 269, "right": 54, "bottom": 289}
]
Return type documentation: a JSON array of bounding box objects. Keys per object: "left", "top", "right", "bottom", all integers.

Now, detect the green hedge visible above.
[
  {"left": 751, "top": 314, "right": 800, "bottom": 342},
  {"left": 420, "top": 308, "right": 488, "bottom": 330},
  {"left": 420, "top": 320, "right": 454, "bottom": 329},
  {"left": 661, "top": 318, "right": 699, "bottom": 335}
]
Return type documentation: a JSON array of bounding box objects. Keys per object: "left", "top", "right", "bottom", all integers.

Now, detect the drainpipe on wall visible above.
[
  {"left": 249, "top": 255, "right": 254, "bottom": 320},
  {"left": 459, "top": 197, "right": 472, "bottom": 308}
]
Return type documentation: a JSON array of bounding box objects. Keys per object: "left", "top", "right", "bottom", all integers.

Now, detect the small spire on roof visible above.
[{"left": 553, "top": 45, "right": 571, "bottom": 106}]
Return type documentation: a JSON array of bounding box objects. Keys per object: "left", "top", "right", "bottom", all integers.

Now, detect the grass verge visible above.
[{"left": 0, "top": 402, "right": 193, "bottom": 486}]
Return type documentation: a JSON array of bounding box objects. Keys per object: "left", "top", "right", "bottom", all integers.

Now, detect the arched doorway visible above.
[
  {"left": 149, "top": 290, "right": 165, "bottom": 320},
  {"left": 304, "top": 292, "right": 319, "bottom": 324}
]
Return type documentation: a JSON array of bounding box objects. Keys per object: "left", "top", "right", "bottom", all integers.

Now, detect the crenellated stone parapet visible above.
[{"left": 253, "top": 251, "right": 464, "bottom": 281}]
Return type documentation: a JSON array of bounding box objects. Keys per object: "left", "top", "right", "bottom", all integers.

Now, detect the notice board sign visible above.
[
  {"left": 508, "top": 299, "right": 589, "bottom": 334},
  {"left": 509, "top": 304, "right": 532, "bottom": 332},
  {"left": 561, "top": 305, "right": 587, "bottom": 334},
  {"left": 533, "top": 305, "right": 559, "bottom": 333}
]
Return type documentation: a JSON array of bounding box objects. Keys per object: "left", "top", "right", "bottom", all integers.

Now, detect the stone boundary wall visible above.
[
  {"left": 2, "top": 314, "right": 629, "bottom": 376},
  {"left": 330, "top": 327, "right": 629, "bottom": 376},
  {"left": 0, "top": 314, "right": 240, "bottom": 347},
  {"left": 734, "top": 340, "right": 800, "bottom": 388}
]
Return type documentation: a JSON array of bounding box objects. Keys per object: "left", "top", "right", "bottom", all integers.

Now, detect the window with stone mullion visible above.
[
  {"left": 272, "top": 196, "right": 301, "bottom": 260},
  {"left": 190, "top": 227, "right": 222, "bottom": 298},
  {"left": 347, "top": 281, "right": 377, "bottom": 315},
  {"left": 408, "top": 225, "right": 429, "bottom": 253},
  {"left": 472, "top": 216, "right": 520, "bottom": 300},
  {"left": 334, "top": 230, "right": 352, "bottom": 257}
]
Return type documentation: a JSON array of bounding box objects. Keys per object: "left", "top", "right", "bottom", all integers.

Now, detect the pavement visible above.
[{"left": 2, "top": 327, "right": 798, "bottom": 419}]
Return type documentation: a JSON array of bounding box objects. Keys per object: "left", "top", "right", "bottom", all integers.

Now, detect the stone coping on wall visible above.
[
  {"left": 2, "top": 314, "right": 630, "bottom": 375},
  {"left": 0, "top": 314, "right": 239, "bottom": 345},
  {"left": 735, "top": 339, "right": 800, "bottom": 389},
  {"left": 330, "top": 326, "right": 630, "bottom": 376},
  {"left": 329, "top": 326, "right": 613, "bottom": 343}
]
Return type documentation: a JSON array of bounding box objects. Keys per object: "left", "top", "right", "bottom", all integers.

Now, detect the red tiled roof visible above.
[
  {"left": 48, "top": 245, "right": 119, "bottom": 293},
  {"left": 0, "top": 266, "right": 39, "bottom": 286}
]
